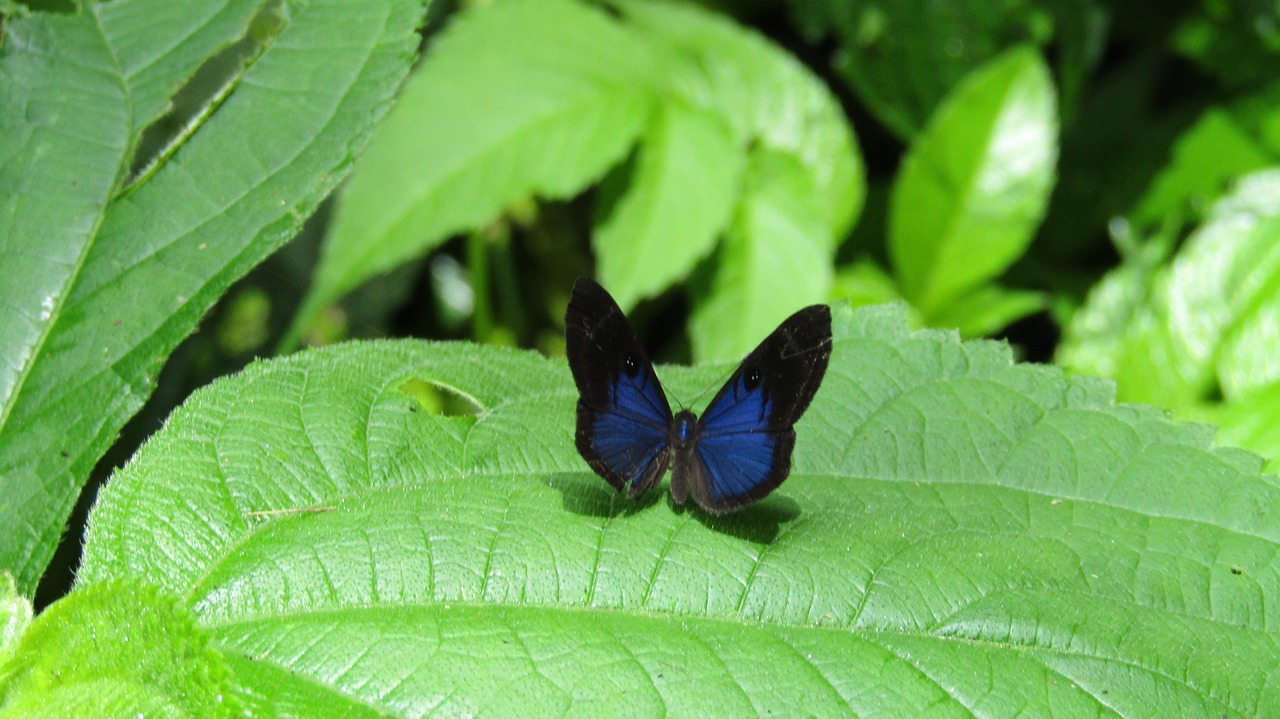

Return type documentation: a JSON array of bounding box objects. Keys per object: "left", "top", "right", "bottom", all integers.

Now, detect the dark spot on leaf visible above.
[
  {"left": 59, "top": 450, "right": 69, "bottom": 458},
  {"left": 1231, "top": 567, "right": 1244, "bottom": 575}
]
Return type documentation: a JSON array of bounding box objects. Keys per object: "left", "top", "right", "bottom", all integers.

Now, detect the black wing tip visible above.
[
  {"left": 564, "top": 277, "right": 620, "bottom": 336},
  {"left": 783, "top": 301, "right": 831, "bottom": 326},
  {"left": 571, "top": 275, "right": 604, "bottom": 293},
  {"left": 787, "top": 303, "right": 834, "bottom": 347},
  {"left": 568, "top": 276, "right": 615, "bottom": 313}
]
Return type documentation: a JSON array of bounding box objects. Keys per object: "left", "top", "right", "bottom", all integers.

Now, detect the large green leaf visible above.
[
  {"left": 68, "top": 305, "right": 1280, "bottom": 716},
  {"left": 0, "top": 0, "right": 424, "bottom": 595},
  {"left": 593, "top": 101, "right": 742, "bottom": 311},
  {"left": 689, "top": 149, "right": 831, "bottom": 361},
  {"left": 1059, "top": 168, "right": 1280, "bottom": 407},
  {"left": 889, "top": 46, "right": 1058, "bottom": 319},
  {"left": 0, "top": 0, "right": 260, "bottom": 584},
  {"left": 290, "top": 0, "right": 660, "bottom": 345}
]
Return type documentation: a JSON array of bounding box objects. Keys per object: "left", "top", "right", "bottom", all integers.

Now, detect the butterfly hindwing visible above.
[
  {"left": 679, "top": 305, "right": 832, "bottom": 513},
  {"left": 565, "top": 278, "right": 673, "bottom": 497}
]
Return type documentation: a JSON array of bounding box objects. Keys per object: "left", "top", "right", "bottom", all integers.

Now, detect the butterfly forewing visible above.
[
  {"left": 565, "top": 278, "right": 674, "bottom": 496},
  {"left": 683, "top": 305, "right": 832, "bottom": 513}
]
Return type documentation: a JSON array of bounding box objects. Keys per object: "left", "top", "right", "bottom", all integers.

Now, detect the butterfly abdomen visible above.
[{"left": 667, "top": 410, "right": 698, "bottom": 506}]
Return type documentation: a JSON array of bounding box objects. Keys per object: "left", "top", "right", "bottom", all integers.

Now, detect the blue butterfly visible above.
[{"left": 565, "top": 278, "right": 832, "bottom": 514}]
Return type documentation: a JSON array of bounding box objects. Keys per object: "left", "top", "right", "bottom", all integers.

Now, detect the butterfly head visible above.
[{"left": 670, "top": 410, "right": 697, "bottom": 452}]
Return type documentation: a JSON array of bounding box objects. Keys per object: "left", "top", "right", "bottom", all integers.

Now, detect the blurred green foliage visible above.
[{"left": 289, "top": 0, "right": 1280, "bottom": 465}]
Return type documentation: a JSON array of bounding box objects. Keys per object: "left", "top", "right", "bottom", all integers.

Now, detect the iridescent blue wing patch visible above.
[{"left": 565, "top": 278, "right": 673, "bottom": 497}]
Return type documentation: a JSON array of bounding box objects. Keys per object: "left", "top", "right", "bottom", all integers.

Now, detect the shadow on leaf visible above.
[
  {"left": 545, "top": 473, "right": 663, "bottom": 517},
  {"left": 547, "top": 472, "right": 800, "bottom": 543},
  {"left": 674, "top": 494, "right": 802, "bottom": 545}
]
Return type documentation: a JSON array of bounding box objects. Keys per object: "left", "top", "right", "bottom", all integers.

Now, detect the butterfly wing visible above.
[
  {"left": 676, "top": 305, "right": 832, "bottom": 514},
  {"left": 565, "top": 278, "right": 674, "bottom": 498}
]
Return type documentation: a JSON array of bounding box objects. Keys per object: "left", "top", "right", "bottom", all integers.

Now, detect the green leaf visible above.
[
  {"left": 1059, "top": 168, "right": 1280, "bottom": 406},
  {"left": 0, "top": 0, "right": 259, "bottom": 571},
  {"left": 292, "top": 0, "right": 659, "bottom": 346},
  {"left": 0, "top": 574, "right": 30, "bottom": 664},
  {"left": 889, "top": 46, "right": 1058, "bottom": 317},
  {"left": 0, "top": 0, "right": 423, "bottom": 595},
  {"left": 78, "top": 306, "right": 1280, "bottom": 716},
  {"left": 1130, "top": 107, "right": 1276, "bottom": 230},
  {"left": 689, "top": 149, "right": 832, "bottom": 361},
  {"left": 593, "top": 101, "right": 742, "bottom": 311},
  {"left": 0, "top": 581, "right": 239, "bottom": 719},
  {"left": 621, "top": 0, "right": 864, "bottom": 240}
]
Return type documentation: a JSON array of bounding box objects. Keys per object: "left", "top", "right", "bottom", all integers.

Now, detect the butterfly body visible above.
[{"left": 566, "top": 278, "right": 831, "bottom": 514}]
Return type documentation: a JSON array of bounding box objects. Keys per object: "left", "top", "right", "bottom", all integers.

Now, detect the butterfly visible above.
[{"left": 564, "top": 277, "right": 832, "bottom": 514}]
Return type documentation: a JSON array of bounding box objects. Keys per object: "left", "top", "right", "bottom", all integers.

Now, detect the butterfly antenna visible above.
[{"left": 680, "top": 360, "right": 740, "bottom": 409}]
